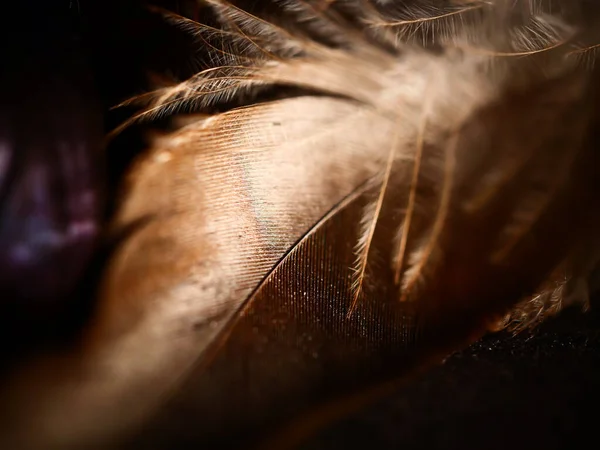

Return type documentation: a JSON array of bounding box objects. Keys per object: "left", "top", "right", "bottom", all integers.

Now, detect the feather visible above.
[
  {"left": 392, "top": 84, "right": 432, "bottom": 285},
  {"left": 349, "top": 125, "right": 398, "bottom": 316},
  {"left": 1, "top": 1, "right": 600, "bottom": 448},
  {"left": 360, "top": 0, "right": 577, "bottom": 57}
]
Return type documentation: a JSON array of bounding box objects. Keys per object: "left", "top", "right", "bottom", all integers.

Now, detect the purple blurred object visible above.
[{"left": 0, "top": 4, "right": 104, "bottom": 309}]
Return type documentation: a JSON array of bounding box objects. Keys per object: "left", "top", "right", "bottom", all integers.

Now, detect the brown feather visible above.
[{"left": 1, "top": 1, "right": 600, "bottom": 448}]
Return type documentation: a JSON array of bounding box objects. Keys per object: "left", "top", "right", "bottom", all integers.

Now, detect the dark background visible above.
[{"left": 301, "top": 304, "right": 600, "bottom": 450}]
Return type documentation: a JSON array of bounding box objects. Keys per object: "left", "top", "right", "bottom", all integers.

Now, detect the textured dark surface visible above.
[{"left": 299, "top": 305, "right": 600, "bottom": 450}]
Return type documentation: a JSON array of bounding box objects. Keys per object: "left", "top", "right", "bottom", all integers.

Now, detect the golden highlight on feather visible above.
[
  {"left": 364, "top": 2, "right": 485, "bottom": 30},
  {"left": 400, "top": 128, "right": 459, "bottom": 300},
  {"left": 348, "top": 127, "right": 399, "bottom": 318},
  {"left": 361, "top": 0, "right": 577, "bottom": 57},
  {"left": 111, "top": 0, "right": 591, "bottom": 138},
  {"left": 393, "top": 79, "right": 434, "bottom": 285},
  {"left": 150, "top": 7, "right": 287, "bottom": 64}
]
